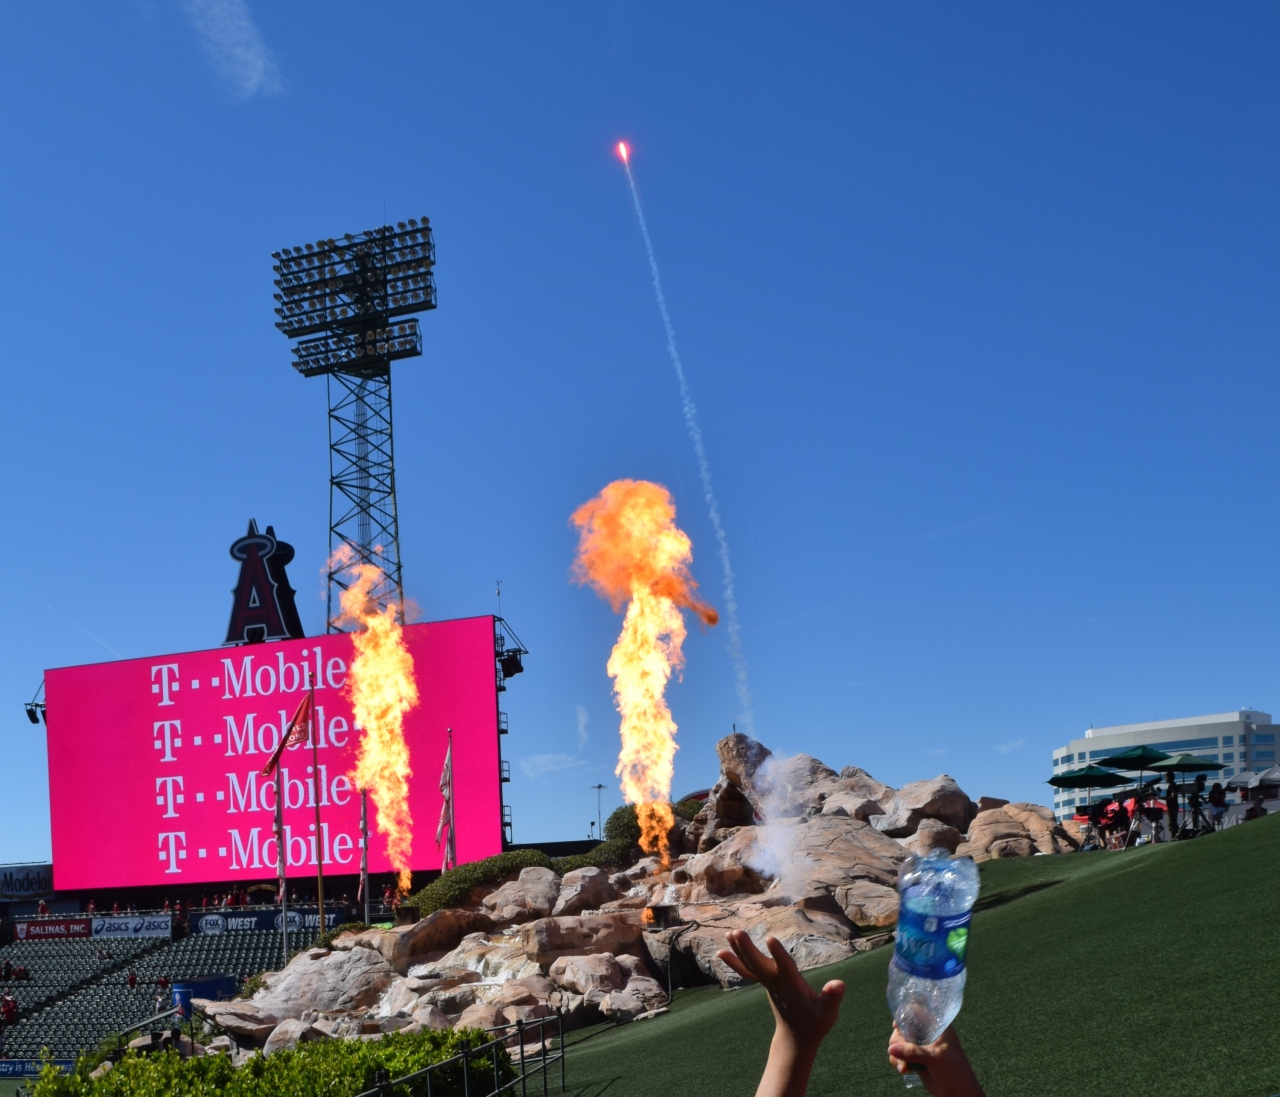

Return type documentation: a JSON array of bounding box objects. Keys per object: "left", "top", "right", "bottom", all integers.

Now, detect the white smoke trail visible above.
[{"left": 620, "top": 154, "right": 755, "bottom": 734}]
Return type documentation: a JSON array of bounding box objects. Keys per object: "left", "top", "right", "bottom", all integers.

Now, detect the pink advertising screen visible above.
[{"left": 44, "top": 617, "right": 504, "bottom": 891}]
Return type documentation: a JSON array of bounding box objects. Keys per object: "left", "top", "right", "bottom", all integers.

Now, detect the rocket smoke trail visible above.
[{"left": 617, "top": 142, "right": 755, "bottom": 734}]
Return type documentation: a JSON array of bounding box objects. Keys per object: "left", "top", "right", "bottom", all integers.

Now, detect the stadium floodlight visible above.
[{"left": 273, "top": 219, "right": 437, "bottom": 629}]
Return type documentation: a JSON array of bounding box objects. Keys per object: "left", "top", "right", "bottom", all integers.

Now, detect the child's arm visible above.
[{"left": 715, "top": 930, "right": 846, "bottom": 1097}]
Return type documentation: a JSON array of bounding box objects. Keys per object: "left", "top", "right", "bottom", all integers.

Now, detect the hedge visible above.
[
  {"left": 408, "top": 849, "right": 551, "bottom": 916},
  {"left": 34, "top": 1028, "right": 508, "bottom": 1097}
]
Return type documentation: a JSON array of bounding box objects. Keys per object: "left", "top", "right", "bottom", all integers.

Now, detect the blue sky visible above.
[{"left": 4, "top": 3, "right": 1280, "bottom": 863}]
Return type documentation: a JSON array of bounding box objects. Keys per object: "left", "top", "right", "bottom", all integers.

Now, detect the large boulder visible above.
[
  {"left": 520, "top": 913, "right": 644, "bottom": 968},
  {"left": 548, "top": 953, "right": 625, "bottom": 995},
  {"left": 1003, "top": 802, "right": 1081, "bottom": 854},
  {"left": 715, "top": 733, "right": 773, "bottom": 814},
  {"left": 193, "top": 1000, "right": 279, "bottom": 1043},
  {"left": 753, "top": 753, "right": 843, "bottom": 818},
  {"left": 482, "top": 867, "right": 562, "bottom": 925},
  {"left": 410, "top": 1002, "right": 452, "bottom": 1030},
  {"left": 253, "top": 946, "right": 396, "bottom": 1018},
  {"left": 833, "top": 879, "right": 900, "bottom": 927},
  {"left": 838, "top": 767, "right": 897, "bottom": 804},
  {"left": 903, "top": 818, "right": 963, "bottom": 856},
  {"left": 377, "top": 977, "right": 423, "bottom": 1018},
  {"left": 263, "top": 1018, "right": 327, "bottom": 1056},
  {"left": 434, "top": 933, "right": 540, "bottom": 981},
  {"left": 874, "top": 776, "right": 975, "bottom": 836},
  {"left": 819, "top": 791, "right": 886, "bottom": 821},
  {"left": 958, "top": 808, "right": 1034, "bottom": 862},
  {"left": 455, "top": 1003, "right": 507, "bottom": 1031},
  {"left": 683, "top": 827, "right": 771, "bottom": 898},
  {"left": 552, "top": 867, "right": 619, "bottom": 916},
  {"left": 333, "top": 909, "right": 495, "bottom": 974},
  {"left": 621, "top": 975, "right": 668, "bottom": 1010}
]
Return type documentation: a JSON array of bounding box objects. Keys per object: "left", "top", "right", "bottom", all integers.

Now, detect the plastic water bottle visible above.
[{"left": 886, "top": 849, "right": 980, "bottom": 1088}]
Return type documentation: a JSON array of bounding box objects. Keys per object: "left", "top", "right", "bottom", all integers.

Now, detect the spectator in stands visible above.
[
  {"left": 201, "top": 894, "right": 209, "bottom": 908},
  {"left": 127, "top": 971, "right": 137, "bottom": 990},
  {"left": 163, "top": 899, "right": 171, "bottom": 912},
  {"left": 111, "top": 901, "right": 120, "bottom": 914},
  {"left": 36, "top": 900, "right": 48, "bottom": 915},
  {"left": 86, "top": 898, "right": 96, "bottom": 913},
  {"left": 1, "top": 994, "right": 17, "bottom": 1025}
]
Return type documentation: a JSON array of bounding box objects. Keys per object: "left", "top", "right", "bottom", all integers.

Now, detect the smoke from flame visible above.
[
  {"left": 332, "top": 548, "right": 420, "bottom": 893},
  {"left": 571, "top": 480, "right": 717, "bottom": 865}
]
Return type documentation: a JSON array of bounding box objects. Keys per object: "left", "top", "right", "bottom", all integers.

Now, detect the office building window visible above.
[
  {"left": 1251, "top": 733, "right": 1276, "bottom": 745},
  {"left": 1253, "top": 751, "right": 1276, "bottom": 762},
  {"left": 1222, "top": 735, "right": 1234, "bottom": 746},
  {"left": 1223, "top": 753, "right": 1234, "bottom": 762}
]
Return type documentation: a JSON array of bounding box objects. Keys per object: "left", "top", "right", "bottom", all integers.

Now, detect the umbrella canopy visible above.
[
  {"left": 1095, "top": 745, "right": 1172, "bottom": 770},
  {"left": 1150, "top": 753, "right": 1225, "bottom": 773},
  {"left": 1225, "top": 771, "right": 1259, "bottom": 791},
  {"left": 1249, "top": 765, "right": 1280, "bottom": 788},
  {"left": 1048, "top": 765, "right": 1131, "bottom": 789}
]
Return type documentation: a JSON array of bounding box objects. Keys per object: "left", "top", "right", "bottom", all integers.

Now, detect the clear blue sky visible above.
[{"left": 4, "top": 3, "right": 1280, "bottom": 862}]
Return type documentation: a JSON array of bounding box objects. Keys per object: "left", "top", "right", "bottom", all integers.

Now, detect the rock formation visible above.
[{"left": 192, "top": 732, "right": 1073, "bottom": 1059}]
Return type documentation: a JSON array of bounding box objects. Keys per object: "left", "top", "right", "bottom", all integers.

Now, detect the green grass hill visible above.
[{"left": 565, "top": 812, "right": 1280, "bottom": 1097}]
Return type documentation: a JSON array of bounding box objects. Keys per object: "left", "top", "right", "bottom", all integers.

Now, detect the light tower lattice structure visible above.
[{"left": 272, "top": 219, "right": 436, "bottom": 629}]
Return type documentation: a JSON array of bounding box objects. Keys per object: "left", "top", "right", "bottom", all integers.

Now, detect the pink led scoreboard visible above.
[{"left": 44, "top": 617, "right": 504, "bottom": 891}]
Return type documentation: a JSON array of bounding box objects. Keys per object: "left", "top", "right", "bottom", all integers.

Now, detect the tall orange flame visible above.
[
  {"left": 571, "top": 480, "right": 717, "bottom": 865},
  {"left": 332, "top": 549, "right": 419, "bottom": 893}
]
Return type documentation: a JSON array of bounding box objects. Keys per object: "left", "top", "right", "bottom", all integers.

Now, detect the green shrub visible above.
[
  {"left": 603, "top": 804, "right": 641, "bottom": 845},
  {"left": 408, "top": 849, "right": 551, "bottom": 916},
  {"left": 315, "top": 921, "right": 369, "bottom": 950},
  {"left": 674, "top": 799, "right": 705, "bottom": 822},
  {"left": 237, "top": 972, "right": 267, "bottom": 1000},
  {"left": 36, "top": 1027, "right": 507, "bottom": 1097},
  {"left": 549, "top": 838, "right": 634, "bottom": 875}
]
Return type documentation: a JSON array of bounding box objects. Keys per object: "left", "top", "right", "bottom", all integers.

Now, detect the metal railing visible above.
[{"left": 352, "top": 1010, "right": 565, "bottom": 1097}]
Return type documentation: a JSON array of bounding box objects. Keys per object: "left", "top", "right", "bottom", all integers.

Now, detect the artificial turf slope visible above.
[{"left": 565, "top": 813, "right": 1280, "bottom": 1097}]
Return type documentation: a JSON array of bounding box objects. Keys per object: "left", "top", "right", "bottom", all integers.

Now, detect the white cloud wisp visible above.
[{"left": 182, "top": 0, "right": 281, "bottom": 99}]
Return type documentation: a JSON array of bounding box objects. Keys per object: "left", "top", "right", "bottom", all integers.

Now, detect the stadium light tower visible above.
[{"left": 272, "top": 219, "right": 436, "bottom": 629}]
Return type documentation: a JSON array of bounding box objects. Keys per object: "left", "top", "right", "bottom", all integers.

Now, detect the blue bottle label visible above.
[{"left": 892, "top": 908, "right": 972, "bottom": 980}]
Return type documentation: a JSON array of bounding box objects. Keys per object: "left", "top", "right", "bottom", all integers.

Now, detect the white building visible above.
[{"left": 1049, "top": 709, "right": 1276, "bottom": 821}]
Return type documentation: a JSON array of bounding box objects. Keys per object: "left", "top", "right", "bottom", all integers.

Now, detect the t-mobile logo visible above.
[
  {"left": 151, "top": 664, "right": 180, "bottom": 706},
  {"left": 156, "top": 776, "right": 185, "bottom": 818},
  {"left": 158, "top": 831, "right": 186, "bottom": 874},
  {"left": 153, "top": 720, "right": 182, "bottom": 763}
]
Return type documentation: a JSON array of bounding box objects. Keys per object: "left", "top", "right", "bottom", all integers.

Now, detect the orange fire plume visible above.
[
  {"left": 332, "top": 548, "right": 420, "bottom": 893},
  {"left": 571, "top": 480, "right": 718, "bottom": 866}
]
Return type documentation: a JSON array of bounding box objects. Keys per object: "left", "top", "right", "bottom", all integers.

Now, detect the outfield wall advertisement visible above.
[
  {"left": 189, "top": 908, "right": 342, "bottom": 935},
  {"left": 45, "top": 618, "right": 504, "bottom": 891}
]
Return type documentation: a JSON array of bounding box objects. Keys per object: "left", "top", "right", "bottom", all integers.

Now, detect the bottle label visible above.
[{"left": 892, "top": 907, "right": 972, "bottom": 980}]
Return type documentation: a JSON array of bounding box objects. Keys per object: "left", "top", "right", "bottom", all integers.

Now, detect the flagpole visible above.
[
  {"left": 277, "top": 768, "right": 287, "bottom": 968},
  {"left": 447, "top": 727, "right": 456, "bottom": 871},
  {"left": 308, "top": 669, "right": 325, "bottom": 941},
  {"left": 360, "top": 791, "right": 371, "bottom": 926}
]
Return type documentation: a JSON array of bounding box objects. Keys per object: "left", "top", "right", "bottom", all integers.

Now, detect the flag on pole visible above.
[
  {"left": 260, "top": 693, "right": 310, "bottom": 904},
  {"left": 436, "top": 741, "right": 452, "bottom": 848},
  {"left": 260, "top": 693, "right": 313, "bottom": 778}
]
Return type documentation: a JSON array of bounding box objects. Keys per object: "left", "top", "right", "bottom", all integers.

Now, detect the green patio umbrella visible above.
[
  {"left": 1048, "top": 765, "right": 1130, "bottom": 818},
  {"left": 1096, "top": 745, "right": 1172, "bottom": 770},
  {"left": 1149, "top": 753, "right": 1225, "bottom": 774},
  {"left": 1047, "top": 764, "right": 1131, "bottom": 789}
]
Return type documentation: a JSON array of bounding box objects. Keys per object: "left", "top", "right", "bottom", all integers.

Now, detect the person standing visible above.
[{"left": 1166, "top": 775, "right": 1179, "bottom": 840}]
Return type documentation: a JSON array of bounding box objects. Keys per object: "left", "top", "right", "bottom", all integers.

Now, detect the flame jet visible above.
[
  {"left": 571, "top": 480, "right": 718, "bottom": 864},
  {"left": 332, "top": 548, "right": 420, "bottom": 893}
]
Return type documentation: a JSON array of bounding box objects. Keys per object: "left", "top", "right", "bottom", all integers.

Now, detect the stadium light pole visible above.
[
  {"left": 272, "top": 219, "right": 437, "bottom": 628},
  {"left": 592, "top": 783, "right": 606, "bottom": 837}
]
